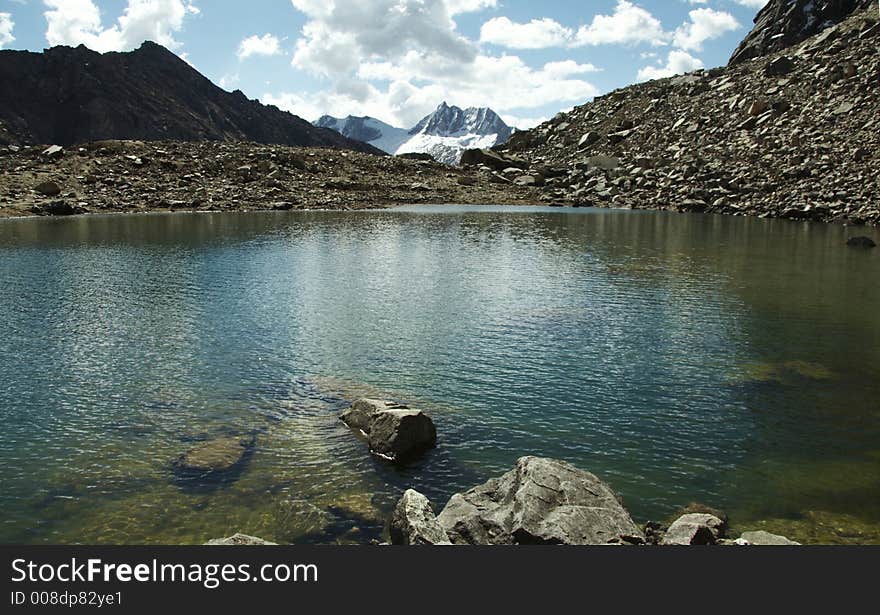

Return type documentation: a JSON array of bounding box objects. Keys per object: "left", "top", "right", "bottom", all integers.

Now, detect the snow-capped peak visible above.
[
  {"left": 314, "top": 103, "right": 513, "bottom": 165},
  {"left": 409, "top": 102, "right": 513, "bottom": 142}
]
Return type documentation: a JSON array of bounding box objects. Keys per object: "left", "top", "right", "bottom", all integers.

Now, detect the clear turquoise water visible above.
[{"left": 1, "top": 206, "right": 879, "bottom": 544}]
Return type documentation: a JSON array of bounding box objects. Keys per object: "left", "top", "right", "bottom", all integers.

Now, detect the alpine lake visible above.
[{"left": 1, "top": 205, "right": 878, "bottom": 545}]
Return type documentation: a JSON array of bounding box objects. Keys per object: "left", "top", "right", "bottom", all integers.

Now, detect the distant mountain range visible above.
[
  {"left": 315, "top": 102, "right": 514, "bottom": 164},
  {"left": 0, "top": 42, "right": 381, "bottom": 154}
]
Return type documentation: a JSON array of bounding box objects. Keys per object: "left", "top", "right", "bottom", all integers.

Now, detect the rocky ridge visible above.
[
  {"left": 495, "top": 8, "right": 880, "bottom": 226},
  {"left": 731, "top": 0, "right": 876, "bottom": 65},
  {"left": 0, "top": 140, "right": 541, "bottom": 218},
  {"left": 0, "top": 42, "right": 380, "bottom": 155}
]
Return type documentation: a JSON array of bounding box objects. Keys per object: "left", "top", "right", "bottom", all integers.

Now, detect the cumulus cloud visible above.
[
  {"left": 0, "top": 13, "right": 14, "bottom": 49},
  {"left": 480, "top": 17, "right": 573, "bottom": 49},
  {"left": 267, "top": 54, "right": 598, "bottom": 128},
  {"left": 278, "top": 0, "right": 599, "bottom": 128},
  {"left": 573, "top": 0, "right": 668, "bottom": 46},
  {"left": 636, "top": 49, "right": 703, "bottom": 81},
  {"left": 290, "top": 0, "right": 477, "bottom": 77},
  {"left": 237, "top": 34, "right": 282, "bottom": 59},
  {"left": 672, "top": 8, "right": 739, "bottom": 52},
  {"left": 43, "top": 0, "right": 199, "bottom": 52}
]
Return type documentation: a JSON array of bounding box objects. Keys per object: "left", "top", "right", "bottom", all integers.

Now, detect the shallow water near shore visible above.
[{"left": 1, "top": 206, "right": 879, "bottom": 545}]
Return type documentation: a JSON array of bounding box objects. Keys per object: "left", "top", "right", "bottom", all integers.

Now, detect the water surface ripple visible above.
[{"left": 1, "top": 206, "right": 878, "bottom": 544}]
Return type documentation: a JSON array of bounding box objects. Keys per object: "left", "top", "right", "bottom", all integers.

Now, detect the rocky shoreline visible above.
[
  {"left": 202, "top": 399, "right": 804, "bottom": 547},
  {"left": 0, "top": 140, "right": 542, "bottom": 219},
  {"left": 493, "top": 8, "right": 879, "bottom": 226},
  {"left": 1, "top": 8, "right": 877, "bottom": 227}
]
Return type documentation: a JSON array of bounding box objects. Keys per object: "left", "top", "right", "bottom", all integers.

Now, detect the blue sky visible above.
[{"left": 0, "top": 1, "right": 769, "bottom": 128}]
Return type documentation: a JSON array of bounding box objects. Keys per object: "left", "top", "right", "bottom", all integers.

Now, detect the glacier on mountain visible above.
[{"left": 314, "top": 102, "right": 514, "bottom": 165}]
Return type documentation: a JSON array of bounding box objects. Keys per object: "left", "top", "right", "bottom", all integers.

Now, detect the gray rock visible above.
[
  {"left": 205, "top": 533, "right": 277, "bottom": 545},
  {"left": 42, "top": 200, "right": 76, "bottom": 216},
  {"left": 737, "top": 531, "right": 801, "bottom": 546},
  {"left": 578, "top": 132, "right": 601, "bottom": 149},
  {"left": 661, "top": 513, "right": 727, "bottom": 545},
  {"left": 35, "top": 181, "right": 62, "bottom": 196},
  {"left": 340, "top": 398, "right": 402, "bottom": 433},
  {"left": 42, "top": 145, "right": 64, "bottom": 159},
  {"left": 340, "top": 399, "right": 437, "bottom": 462},
  {"left": 586, "top": 155, "right": 620, "bottom": 171},
  {"left": 460, "top": 148, "right": 526, "bottom": 172},
  {"left": 368, "top": 409, "right": 437, "bottom": 461},
  {"left": 513, "top": 174, "right": 544, "bottom": 187},
  {"left": 846, "top": 236, "right": 876, "bottom": 248},
  {"left": 437, "top": 456, "right": 644, "bottom": 545},
  {"left": 748, "top": 99, "right": 770, "bottom": 116},
  {"left": 175, "top": 436, "right": 252, "bottom": 474},
  {"left": 607, "top": 129, "right": 634, "bottom": 144},
  {"left": 765, "top": 56, "right": 795, "bottom": 76},
  {"left": 390, "top": 489, "right": 452, "bottom": 545}
]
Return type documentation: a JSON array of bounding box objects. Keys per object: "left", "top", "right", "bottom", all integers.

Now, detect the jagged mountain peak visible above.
[
  {"left": 409, "top": 102, "right": 512, "bottom": 142},
  {"left": 316, "top": 103, "right": 513, "bottom": 164}
]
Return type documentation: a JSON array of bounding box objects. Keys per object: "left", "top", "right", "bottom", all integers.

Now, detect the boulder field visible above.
[{"left": 490, "top": 7, "right": 879, "bottom": 226}]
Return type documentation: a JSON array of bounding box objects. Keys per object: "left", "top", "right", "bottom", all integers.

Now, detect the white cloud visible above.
[
  {"left": 279, "top": 0, "right": 599, "bottom": 128},
  {"left": 501, "top": 114, "right": 548, "bottom": 130},
  {"left": 290, "top": 0, "right": 479, "bottom": 77},
  {"left": 637, "top": 49, "right": 703, "bottom": 81},
  {"left": 573, "top": 0, "right": 668, "bottom": 46},
  {"left": 446, "top": 0, "right": 497, "bottom": 15},
  {"left": 672, "top": 8, "right": 739, "bottom": 52},
  {"left": 480, "top": 17, "right": 573, "bottom": 49},
  {"left": 734, "top": 0, "right": 769, "bottom": 9},
  {"left": 0, "top": 13, "right": 14, "bottom": 49},
  {"left": 43, "top": 0, "right": 199, "bottom": 52},
  {"left": 266, "top": 54, "right": 597, "bottom": 128},
  {"left": 237, "top": 34, "right": 282, "bottom": 59}
]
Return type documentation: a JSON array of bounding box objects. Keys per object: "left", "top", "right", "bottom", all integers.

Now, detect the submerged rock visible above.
[
  {"left": 175, "top": 435, "right": 253, "bottom": 475},
  {"left": 390, "top": 490, "right": 452, "bottom": 546},
  {"left": 732, "top": 360, "right": 834, "bottom": 385},
  {"left": 436, "top": 456, "right": 644, "bottom": 545},
  {"left": 847, "top": 236, "right": 876, "bottom": 249},
  {"left": 661, "top": 513, "right": 727, "bottom": 545},
  {"left": 205, "top": 533, "right": 277, "bottom": 545},
  {"left": 340, "top": 399, "right": 437, "bottom": 463},
  {"left": 737, "top": 530, "right": 801, "bottom": 546}
]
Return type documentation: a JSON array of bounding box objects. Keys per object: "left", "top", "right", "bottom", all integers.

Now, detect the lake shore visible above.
[
  {"left": 0, "top": 140, "right": 545, "bottom": 219},
  {"left": 2, "top": 140, "right": 879, "bottom": 228}
]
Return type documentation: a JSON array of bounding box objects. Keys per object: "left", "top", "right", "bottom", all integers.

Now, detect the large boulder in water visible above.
[
  {"left": 340, "top": 399, "right": 437, "bottom": 463},
  {"left": 390, "top": 490, "right": 452, "bottom": 545},
  {"left": 436, "top": 456, "right": 644, "bottom": 545},
  {"left": 846, "top": 236, "right": 876, "bottom": 249}
]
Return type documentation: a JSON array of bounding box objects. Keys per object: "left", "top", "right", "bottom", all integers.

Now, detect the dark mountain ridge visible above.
[
  {"left": 0, "top": 41, "right": 381, "bottom": 154},
  {"left": 730, "top": 0, "right": 876, "bottom": 64}
]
